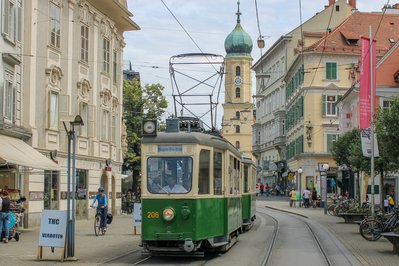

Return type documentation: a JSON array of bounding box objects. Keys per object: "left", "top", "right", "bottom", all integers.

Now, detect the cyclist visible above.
[{"left": 90, "top": 187, "right": 108, "bottom": 231}]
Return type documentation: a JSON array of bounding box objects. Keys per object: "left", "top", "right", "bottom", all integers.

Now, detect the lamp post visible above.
[
  {"left": 322, "top": 163, "right": 330, "bottom": 215},
  {"left": 62, "top": 115, "right": 84, "bottom": 259},
  {"left": 298, "top": 168, "right": 303, "bottom": 207}
]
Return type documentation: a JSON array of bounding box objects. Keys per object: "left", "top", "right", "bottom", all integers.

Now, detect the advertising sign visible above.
[
  {"left": 38, "top": 210, "right": 67, "bottom": 247},
  {"left": 133, "top": 203, "right": 142, "bottom": 227}
]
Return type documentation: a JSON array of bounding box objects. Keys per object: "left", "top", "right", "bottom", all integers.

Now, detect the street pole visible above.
[
  {"left": 298, "top": 168, "right": 303, "bottom": 207},
  {"left": 369, "top": 26, "right": 376, "bottom": 218},
  {"left": 66, "top": 131, "right": 72, "bottom": 257},
  {"left": 322, "top": 163, "right": 329, "bottom": 215},
  {"left": 71, "top": 128, "right": 76, "bottom": 257}
]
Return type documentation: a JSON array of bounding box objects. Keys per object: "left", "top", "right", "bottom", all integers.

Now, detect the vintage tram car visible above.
[{"left": 140, "top": 118, "right": 256, "bottom": 256}]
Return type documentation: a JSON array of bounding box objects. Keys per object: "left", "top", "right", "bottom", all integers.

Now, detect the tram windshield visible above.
[{"left": 147, "top": 157, "right": 193, "bottom": 194}]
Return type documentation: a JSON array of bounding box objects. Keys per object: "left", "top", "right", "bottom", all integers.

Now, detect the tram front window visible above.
[{"left": 147, "top": 157, "right": 192, "bottom": 194}]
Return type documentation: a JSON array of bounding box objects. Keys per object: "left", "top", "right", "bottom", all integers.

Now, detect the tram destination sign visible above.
[{"left": 158, "top": 145, "right": 182, "bottom": 153}]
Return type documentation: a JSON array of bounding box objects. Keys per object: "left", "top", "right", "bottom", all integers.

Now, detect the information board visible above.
[
  {"left": 38, "top": 210, "right": 67, "bottom": 247},
  {"left": 133, "top": 203, "right": 142, "bottom": 227}
]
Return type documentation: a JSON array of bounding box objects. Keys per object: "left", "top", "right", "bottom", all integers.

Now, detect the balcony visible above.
[{"left": 274, "top": 136, "right": 286, "bottom": 146}]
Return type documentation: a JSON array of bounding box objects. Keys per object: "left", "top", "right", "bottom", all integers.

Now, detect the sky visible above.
[{"left": 123, "top": 0, "right": 390, "bottom": 125}]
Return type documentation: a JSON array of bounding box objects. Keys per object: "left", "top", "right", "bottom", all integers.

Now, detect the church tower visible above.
[{"left": 222, "top": 1, "right": 253, "bottom": 158}]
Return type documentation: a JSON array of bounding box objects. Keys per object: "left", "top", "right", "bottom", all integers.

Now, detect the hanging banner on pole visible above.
[{"left": 359, "top": 37, "right": 379, "bottom": 157}]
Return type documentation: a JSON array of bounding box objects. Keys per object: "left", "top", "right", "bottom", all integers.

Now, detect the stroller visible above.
[{"left": 1, "top": 211, "right": 20, "bottom": 241}]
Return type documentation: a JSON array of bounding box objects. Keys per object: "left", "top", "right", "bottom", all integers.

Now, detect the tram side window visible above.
[
  {"left": 243, "top": 165, "right": 249, "bottom": 193},
  {"left": 229, "top": 156, "right": 234, "bottom": 194},
  {"left": 198, "top": 150, "right": 210, "bottom": 194},
  {"left": 213, "top": 151, "right": 223, "bottom": 195},
  {"left": 234, "top": 158, "right": 240, "bottom": 194}
]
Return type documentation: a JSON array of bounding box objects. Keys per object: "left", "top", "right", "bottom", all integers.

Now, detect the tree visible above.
[
  {"left": 376, "top": 97, "right": 399, "bottom": 171},
  {"left": 122, "top": 79, "right": 168, "bottom": 192}
]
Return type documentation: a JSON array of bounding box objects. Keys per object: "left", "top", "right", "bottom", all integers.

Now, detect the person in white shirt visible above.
[
  {"left": 162, "top": 175, "right": 187, "bottom": 194},
  {"left": 303, "top": 187, "right": 311, "bottom": 208}
]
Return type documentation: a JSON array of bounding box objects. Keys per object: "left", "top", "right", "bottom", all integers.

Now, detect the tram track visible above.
[{"left": 258, "top": 207, "right": 332, "bottom": 266}]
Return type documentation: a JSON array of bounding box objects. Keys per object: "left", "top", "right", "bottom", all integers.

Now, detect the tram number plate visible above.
[{"left": 147, "top": 212, "right": 159, "bottom": 219}]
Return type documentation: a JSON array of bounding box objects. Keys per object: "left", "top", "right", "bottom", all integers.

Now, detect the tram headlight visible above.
[{"left": 162, "top": 208, "right": 175, "bottom": 221}]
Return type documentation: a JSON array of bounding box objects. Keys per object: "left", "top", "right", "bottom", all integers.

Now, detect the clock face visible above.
[
  {"left": 144, "top": 121, "right": 156, "bottom": 133},
  {"left": 234, "top": 76, "right": 242, "bottom": 85}
]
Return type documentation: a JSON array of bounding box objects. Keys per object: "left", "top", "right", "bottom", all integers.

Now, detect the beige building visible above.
[
  {"left": 0, "top": 0, "right": 138, "bottom": 227},
  {"left": 222, "top": 4, "right": 253, "bottom": 158},
  {"left": 252, "top": 0, "right": 355, "bottom": 187}
]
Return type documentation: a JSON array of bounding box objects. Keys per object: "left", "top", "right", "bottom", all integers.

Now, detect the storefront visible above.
[{"left": 0, "top": 134, "right": 61, "bottom": 228}]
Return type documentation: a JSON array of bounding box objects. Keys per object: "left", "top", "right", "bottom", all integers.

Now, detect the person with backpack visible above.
[
  {"left": 90, "top": 187, "right": 108, "bottom": 231},
  {"left": 0, "top": 191, "right": 11, "bottom": 243}
]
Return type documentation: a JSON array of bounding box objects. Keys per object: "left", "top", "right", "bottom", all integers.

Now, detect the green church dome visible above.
[
  {"left": 224, "top": 23, "right": 253, "bottom": 56},
  {"left": 224, "top": 3, "right": 253, "bottom": 58}
]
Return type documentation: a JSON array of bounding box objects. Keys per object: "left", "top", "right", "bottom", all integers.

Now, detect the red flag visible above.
[{"left": 359, "top": 37, "right": 376, "bottom": 129}]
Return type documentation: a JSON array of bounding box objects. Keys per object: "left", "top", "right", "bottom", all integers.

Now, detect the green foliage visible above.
[
  {"left": 376, "top": 97, "right": 399, "bottom": 171},
  {"left": 347, "top": 207, "right": 370, "bottom": 214},
  {"left": 123, "top": 79, "right": 167, "bottom": 171}
]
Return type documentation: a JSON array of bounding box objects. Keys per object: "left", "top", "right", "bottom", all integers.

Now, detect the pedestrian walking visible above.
[
  {"left": 311, "top": 188, "right": 318, "bottom": 208},
  {"left": 265, "top": 183, "right": 270, "bottom": 197},
  {"left": 289, "top": 189, "right": 296, "bottom": 208},
  {"left": 384, "top": 196, "right": 389, "bottom": 213},
  {"left": 388, "top": 194, "right": 395, "bottom": 212},
  {"left": 0, "top": 191, "right": 11, "bottom": 243},
  {"left": 260, "top": 183, "right": 264, "bottom": 197},
  {"left": 303, "top": 187, "right": 311, "bottom": 208}
]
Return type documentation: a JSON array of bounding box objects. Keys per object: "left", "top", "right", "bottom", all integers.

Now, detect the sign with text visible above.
[
  {"left": 133, "top": 203, "right": 142, "bottom": 227},
  {"left": 38, "top": 210, "right": 67, "bottom": 247}
]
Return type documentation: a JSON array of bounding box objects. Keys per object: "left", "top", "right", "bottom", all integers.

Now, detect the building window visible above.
[
  {"left": 236, "top": 111, "right": 240, "bottom": 119},
  {"left": 383, "top": 100, "right": 392, "bottom": 110},
  {"left": 235, "top": 141, "right": 240, "bottom": 149},
  {"left": 235, "top": 125, "right": 240, "bottom": 133},
  {"left": 111, "top": 115, "right": 116, "bottom": 142},
  {"left": 102, "top": 110, "right": 109, "bottom": 140},
  {"left": 2, "top": 0, "right": 18, "bottom": 42},
  {"left": 50, "top": 2, "right": 61, "bottom": 48},
  {"left": 326, "top": 134, "right": 339, "bottom": 153},
  {"left": 236, "top": 87, "right": 240, "bottom": 98},
  {"left": 326, "top": 62, "right": 337, "bottom": 80},
  {"left": 3, "top": 73, "right": 15, "bottom": 122},
  {"left": 236, "top": 66, "right": 241, "bottom": 76},
  {"left": 79, "top": 102, "right": 88, "bottom": 136},
  {"left": 44, "top": 171, "right": 59, "bottom": 210},
  {"left": 326, "top": 95, "right": 337, "bottom": 116},
  {"left": 80, "top": 25, "right": 89, "bottom": 63},
  {"left": 103, "top": 38, "right": 110, "bottom": 73},
  {"left": 113, "top": 50, "right": 118, "bottom": 82},
  {"left": 49, "top": 91, "right": 58, "bottom": 129}
]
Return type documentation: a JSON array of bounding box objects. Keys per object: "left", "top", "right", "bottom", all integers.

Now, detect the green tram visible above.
[{"left": 140, "top": 120, "right": 256, "bottom": 255}]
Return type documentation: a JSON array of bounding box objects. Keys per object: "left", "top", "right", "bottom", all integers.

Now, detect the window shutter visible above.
[
  {"left": 0, "top": 83, "right": 3, "bottom": 117},
  {"left": 3, "top": 0, "right": 10, "bottom": 36},
  {"left": 336, "top": 95, "right": 342, "bottom": 116},
  {"left": 12, "top": 86, "right": 15, "bottom": 122},
  {"left": 88, "top": 105, "right": 96, "bottom": 138},
  {"left": 58, "top": 94, "right": 69, "bottom": 129},
  {"left": 16, "top": 4, "right": 21, "bottom": 42},
  {"left": 322, "top": 94, "right": 326, "bottom": 116},
  {"left": 326, "top": 134, "right": 333, "bottom": 152}
]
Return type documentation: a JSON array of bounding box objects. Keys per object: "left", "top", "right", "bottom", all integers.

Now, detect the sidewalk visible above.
[
  {"left": 0, "top": 214, "right": 141, "bottom": 265},
  {"left": 258, "top": 196, "right": 399, "bottom": 266}
]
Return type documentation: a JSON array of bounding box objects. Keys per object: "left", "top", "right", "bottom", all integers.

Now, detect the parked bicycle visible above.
[{"left": 359, "top": 207, "right": 399, "bottom": 241}]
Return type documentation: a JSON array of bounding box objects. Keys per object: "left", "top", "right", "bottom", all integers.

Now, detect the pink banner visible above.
[{"left": 359, "top": 37, "right": 376, "bottom": 129}]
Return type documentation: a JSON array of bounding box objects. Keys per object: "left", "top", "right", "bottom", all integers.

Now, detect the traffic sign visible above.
[{"left": 256, "top": 167, "right": 262, "bottom": 173}]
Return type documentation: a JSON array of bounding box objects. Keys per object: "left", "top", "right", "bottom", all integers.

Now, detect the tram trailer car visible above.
[{"left": 140, "top": 127, "right": 256, "bottom": 256}]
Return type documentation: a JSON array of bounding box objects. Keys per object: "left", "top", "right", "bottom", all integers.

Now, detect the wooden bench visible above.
[
  {"left": 381, "top": 232, "right": 399, "bottom": 254},
  {"left": 338, "top": 213, "right": 368, "bottom": 223}
]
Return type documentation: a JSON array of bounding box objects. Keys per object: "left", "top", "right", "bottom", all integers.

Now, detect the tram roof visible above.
[{"left": 142, "top": 132, "right": 241, "bottom": 157}]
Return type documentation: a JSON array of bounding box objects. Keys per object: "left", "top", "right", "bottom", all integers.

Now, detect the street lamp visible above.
[
  {"left": 298, "top": 168, "right": 303, "bottom": 207},
  {"left": 62, "top": 115, "right": 84, "bottom": 259},
  {"left": 322, "top": 163, "right": 330, "bottom": 215}
]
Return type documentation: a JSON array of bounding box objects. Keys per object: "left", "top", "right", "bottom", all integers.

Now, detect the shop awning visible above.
[{"left": 0, "top": 135, "right": 60, "bottom": 171}]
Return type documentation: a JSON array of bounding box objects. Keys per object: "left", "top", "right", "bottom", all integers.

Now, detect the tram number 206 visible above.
[{"left": 147, "top": 212, "right": 159, "bottom": 218}]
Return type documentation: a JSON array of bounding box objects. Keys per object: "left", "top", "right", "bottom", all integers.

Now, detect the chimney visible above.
[
  {"left": 348, "top": 0, "right": 356, "bottom": 9},
  {"left": 329, "top": 0, "right": 335, "bottom": 6}
]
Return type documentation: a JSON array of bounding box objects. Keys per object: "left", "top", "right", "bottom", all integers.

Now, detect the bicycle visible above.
[
  {"left": 91, "top": 206, "right": 107, "bottom": 236},
  {"left": 359, "top": 207, "right": 399, "bottom": 241}
]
